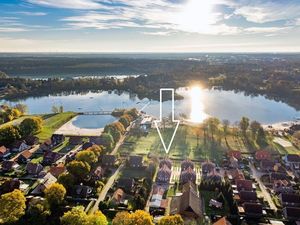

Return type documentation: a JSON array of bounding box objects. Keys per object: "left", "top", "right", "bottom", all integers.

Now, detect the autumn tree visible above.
[
  {"left": 66, "top": 160, "right": 91, "bottom": 181},
  {"left": 250, "top": 120, "right": 261, "bottom": 140},
  {"left": 61, "top": 206, "right": 107, "bottom": 225},
  {"left": 19, "top": 116, "right": 43, "bottom": 137},
  {"left": 239, "top": 117, "right": 250, "bottom": 137},
  {"left": 100, "top": 133, "right": 114, "bottom": 151},
  {"left": 14, "top": 103, "right": 28, "bottom": 114},
  {"left": 0, "top": 125, "right": 21, "bottom": 146},
  {"left": 0, "top": 189, "right": 26, "bottom": 224},
  {"left": 158, "top": 215, "right": 184, "bottom": 225},
  {"left": 112, "top": 210, "right": 153, "bottom": 225},
  {"left": 58, "top": 173, "right": 75, "bottom": 193},
  {"left": 76, "top": 149, "right": 98, "bottom": 164},
  {"left": 44, "top": 183, "right": 66, "bottom": 208},
  {"left": 88, "top": 144, "right": 103, "bottom": 157}
]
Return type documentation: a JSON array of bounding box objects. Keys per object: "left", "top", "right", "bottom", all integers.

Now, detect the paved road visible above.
[
  {"left": 90, "top": 163, "right": 124, "bottom": 213},
  {"left": 249, "top": 163, "right": 277, "bottom": 211}
]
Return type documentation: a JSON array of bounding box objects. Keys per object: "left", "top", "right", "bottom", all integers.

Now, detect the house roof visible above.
[
  {"left": 240, "top": 191, "right": 257, "bottom": 202},
  {"left": 25, "top": 136, "right": 39, "bottom": 145},
  {"left": 270, "top": 172, "right": 287, "bottom": 181},
  {"left": 82, "top": 142, "right": 94, "bottom": 150},
  {"left": 128, "top": 155, "right": 143, "bottom": 166},
  {"left": 243, "top": 203, "right": 263, "bottom": 216},
  {"left": 226, "top": 168, "right": 245, "bottom": 181},
  {"left": 101, "top": 154, "right": 116, "bottom": 165},
  {"left": 181, "top": 159, "right": 194, "bottom": 170},
  {"left": 260, "top": 159, "right": 275, "bottom": 169},
  {"left": 118, "top": 178, "right": 134, "bottom": 191},
  {"left": 112, "top": 188, "right": 124, "bottom": 203},
  {"left": 12, "top": 140, "right": 26, "bottom": 148},
  {"left": 280, "top": 193, "right": 300, "bottom": 204},
  {"left": 180, "top": 167, "right": 196, "bottom": 184},
  {"left": 283, "top": 207, "right": 300, "bottom": 220},
  {"left": 159, "top": 158, "right": 172, "bottom": 169},
  {"left": 43, "top": 151, "right": 61, "bottom": 161},
  {"left": 255, "top": 150, "right": 271, "bottom": 160},
  {"left": 0, "top": 178, "right": 20, "bottom": 194},
  {"left": 286, "top": 154, "right": 300, "bottom": 163},
  {"left": 26, "top": 162, "right": 43, "bottom": 174},
  {"left": 0, "top": 146, "right": 8, "bottom": 154},
  {"left": 74, "top": 184, "right": 93, "bottom": 197},
  {"left": 19, "top": 150, "right": 32, "bottom": 159},
  {"left": 213, "top": 217, "right": 232, "bottom": 225},
  {"left": 49, "top": 163, "right": 66, "bottom": 178},
  {"left": 1, "top": 160, "right": 18, "bottom": 170},
  {"left": 236, "top": 179, "right": 253, "bottom": 191},
  {"left": 69, "top": 136, "right": 83, "bottom": 144},
  {"left": 202, "top": 161, "right": 215, "bottom": 173},
  {"left": 228, "top": 150, "right": 242, "bottom": 159}
]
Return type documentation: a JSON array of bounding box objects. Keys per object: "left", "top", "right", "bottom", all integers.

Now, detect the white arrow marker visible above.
[{"left": 154, "top": 88, "right": 180, "bottom": 154}]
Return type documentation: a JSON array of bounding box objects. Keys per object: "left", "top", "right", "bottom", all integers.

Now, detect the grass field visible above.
[
  {"left": 0, "top": 115, "right": 39, "bottom": 128},
  {"left": 37, "top": 112, "right": 77, "bottom": 142}
]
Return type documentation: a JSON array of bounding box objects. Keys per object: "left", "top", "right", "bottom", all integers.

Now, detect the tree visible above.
[
  {"left": 222, "top": 119, "right": 230, "bottom": 148},
  {"left": 158, "top": 215, "right": 184, "bottom": 225},
  {"left": 206, "top": 117, "right": 220, "bottom": 141},
  {"left": 0, "top": 125, "right": 21, "bottom": 146},
  {"left": 257, "top": 127, "right": 268, "bottom": 148},
  {"left": 14, "top": 103, "right": 28, "bottom": 114},
  {"left": 76, "top": 149, "right": 98, "bottom": 164},
  {"left": 250, "top": 120, "right": 261, "bottom": 139},
  {"left": 58, "top": 173, "right": 75, "bottom": 193},
  {"left": 27, "top": 197, "right": 50, "bottom": 225},
  {"left": 19, "top": 117, "right": 43, "bottom": 137},
  {"left": 44, "top": 183, "right": 66, "bottom": 208},
  {"left": 66, "top": 160, "right": 91, "bottom": 181},
  {"left": 100, "top": 133, "right": 114, "bottom": 151},
  {"left": 52, "top": 105, "right": 59, "bottom": 113},
  {"left": 239, "top": 117, "right": 250, "bottom": 137},
  {"left": 0, "top": 189, "right": 26, "bottom": 224},
  {"left": 88, "top": 145, "right": 103, "bottom": 157},
  {"left": 119, "top": 116, "right": 130, "bottom": 128},
  {"left": 61, "top": 206, "right": 107, "bottom": 225},
  {"left": 112, "top": 210, "right": 153, "bottom": 225}
]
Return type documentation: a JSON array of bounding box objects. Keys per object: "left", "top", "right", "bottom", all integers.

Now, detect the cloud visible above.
[
  {"left": 0, "top": 27, "right": 29, "bottom": 32},
  {"left": 244, "top": 26, "right": 291, "bottom": 34},
  {"left": 26, "top": 0, "right": 108, "bottom": 10},
  {"left": 17, "top": 11, "right": 47, "bottom": 16},
  {"left": 141, "top": 31, "right": 173, "bottom": 36}
]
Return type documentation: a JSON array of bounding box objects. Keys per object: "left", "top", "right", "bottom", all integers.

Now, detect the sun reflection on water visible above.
[{"left": 189, "top": 86, "right": 208, "bottom": 123}]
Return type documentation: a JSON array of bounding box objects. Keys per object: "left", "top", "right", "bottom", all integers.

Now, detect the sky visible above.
[{"left": 0, "top": 0, "right": 300, "bottom": 52}]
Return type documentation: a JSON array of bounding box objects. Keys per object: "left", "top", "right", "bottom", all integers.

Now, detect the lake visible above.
[{"left": 2, "top": 87, "right": 300, "bottom": 127}]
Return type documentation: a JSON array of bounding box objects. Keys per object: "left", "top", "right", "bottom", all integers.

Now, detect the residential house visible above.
[
  {"left": 0, "top": 146, "right": 10, "bottom": 160},
  {"left": 284, "top": 154, "right": 300, "bottom": 171},
  {"left": 49, "top": 163, "right": 66, "bottom": 178},
  {"left": 128, "top": 155, "right": 143, "bottom": 168},
  {"left": 101, "top": 155, "right": 116, "bottom": 167},
  {"left": 170, "top": 182, "right": 202, "bottom": 218},
  {"left": 226, "top": 168, "right": 245, "bottom": 181},
  {"left": 42, "top": 151, "right": 61, "bottom": 165},
  {"left": 31, "top": 172, "right": 57, "bottom": 195},
  {"left": 180, "top": 167, "right": 196, "bottom": 185},
  {"left": 17, "top": 150, "right": 32, "bottom": 164},
  {"left": 26, "top": 162, "right": 43, "bottom": 175},
  {"left": 255, "top": 150, "right": 271, "bottom": 161},
  {"left": 202, "top": 161, "right": 216, "bottom": 175},
  {"left": 69, "top": 136, "right": 83, "bottom": 145},
  {"left": 279, "top": 193, "right": 300, "bottom": 207},
  {"left": 40, "top": 139, "right": 52, "bottom": 152},
  {"left": 213, "top": 217, "right": 232, "bottom": 225},
  {"left": 149, "top": 185, "right": 168, "bottom": 212},
  {"left": 242, "top": 202, "right": 263, "bottom": 218},
  {"left": 12, "top": 140, "right": 30, "bottom": 152},
  {"left": 1, "top": 160, "right": 19, "bottom": 172},
  {"left": 260, "top": 160, "right": 275, "bottom": 172},
  {"left": 73, "top": 184, "right": 93, "bottom": 198},
  {"left": 270, "top": 172, "right": 288, "bottom": 182},
  {"left": 273, "top": 180, "right": 293, "bottom": 193},
  {"left": 236, "top": 179, "right": 253, "bottom": 192},
  {"left": 89, "top": 136, "right": 105, "bottom": 145},
  {"left": 117, "top": 178, "right": 135, "bottom": 193},
  {"left": 111, "top": 188, "right": 126, "bottom": 206},
  {"left": 229, "top": 156, "right": 239, "bottom": 169},
  {"left": 181, "top": 159, "right": 194, "bottom": 171},
  {"left": 25, "top": 136, "right": 39, "bottom": 146},
  {"left": 90, "top": 166, "right": 104, "bottom": 181},
  {"left": 51, "top": 134, "right": 65, "bottom": 146},
  {"left": 282, "top": 207, "right": 300, "bottom": 221},
  {"left": 156, "top": 165, "right": 172, "bottom": 184}
]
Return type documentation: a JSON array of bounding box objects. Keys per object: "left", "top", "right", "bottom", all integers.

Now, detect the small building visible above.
[
  {"left": 236, "top": 179, "right": 253, "bottom": 192},
  {"left": 170, "top": 182, "right": 202, "bottom": 218},
  {"left": 31, "top": 172, "right": 57, "bottom": 195},
  {"left": 26, "top": 162, "right": 43, "bottom": 175},
  {"left": 239, "top": 191, "right": 257, "bottom": 203},
  {"left": 73, "top": 184, "right": 93, "bottom": 198},
  {"left": 180, "top": 167, "right": 196, "bottom": 185},
  {"left": 273, "top": 180, "right": 293, "bottom": 194},
  {"left": 255, "top": 150, "right": 271, "bottom": 161},
  {"left": 17, "top": 150, "right": 33, "bottom": 164},
  {"left": 282, "top": 207, "right": 300, "bottom": 221},
  {"left": 51, "top": 134, "right": 65, "bottom": 146},
  {"left": 42, "top": 151, "right": 61, "bottom": 165},
  {"left": 1, "top": 160, "right": 19, "bottom": 172},
  {"left": 111, "top": 188, "right": 126, "bottom": 206},
  {"left": 149, "top": 185, "right": 168, "bottom": 212},
  {"left": 128, "top": 155, "right": 143, "bottom": 168},
  {"left": 12, "top": 140, "right": 30, "bottom": 152},
  {"left": 159, "top": 158, "right": 172, "bottom": 170},
  {"left": 25, "top": 136, "right": 39, "bottom": 146},
  {"left": 40, "top": 139, "right": 52, "bottom": 152},
  {"left": 181, "top": 159, "right": 194, "bottom": 171},
  {"left": 0, "top": 146, "right": 10, "bottom": 160},
  {"left": 284, "top": 154, "right": 300, "bottom": 171},
  {"left": 260, "top": 159, "right": 275, "bottom": 172},
  {"left": 90, "top": 166, "right": 104, "bottom": 181},
  {"left": 243, "top": 202, "right": 263, "bottom": 218},
  {"left": 117, "top": 178, "right": 135, "bottom": 193},
  {"left": 101, "top": 155, "right": 116, "bottom": 167}
]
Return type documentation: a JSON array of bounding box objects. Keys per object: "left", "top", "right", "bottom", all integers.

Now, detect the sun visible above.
[
  {"left": 190, "top": 86, "right": 208, "bottom": 123},
  {"left": 175, "top": 0, "right": 216, "bottom": 33}
]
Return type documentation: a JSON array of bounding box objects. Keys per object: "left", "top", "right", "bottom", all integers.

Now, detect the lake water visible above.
[{"left": 2, "top": 87, "right": 300, "bottom": 127}]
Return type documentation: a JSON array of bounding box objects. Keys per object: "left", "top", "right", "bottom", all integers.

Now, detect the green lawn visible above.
[
  {"left": 0, "top": 115, "right": 39, "bottom": 128},
  {"left": 37, "top": 112, "right": 77, "bottom": 142}
]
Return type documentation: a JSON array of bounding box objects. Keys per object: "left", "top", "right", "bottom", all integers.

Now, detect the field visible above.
[{"left": 37, "top": 112, "right": 77, "bottom": 142}]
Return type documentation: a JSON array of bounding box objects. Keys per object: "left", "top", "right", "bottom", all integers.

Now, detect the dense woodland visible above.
[{"left": 0, "top": 54, "right": 299, "bottom": 109}]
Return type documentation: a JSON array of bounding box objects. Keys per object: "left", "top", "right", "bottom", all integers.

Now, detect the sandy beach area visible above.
[{"left": 55, "top": 116, "right": 103, "bottom": 136}]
